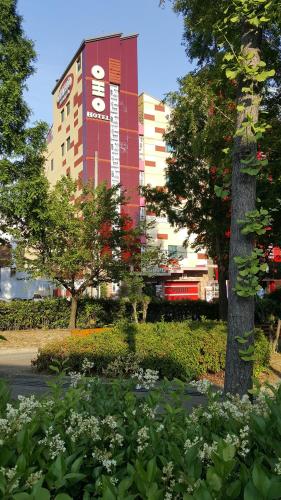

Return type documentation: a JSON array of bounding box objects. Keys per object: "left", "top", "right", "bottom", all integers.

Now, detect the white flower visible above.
[
  {"left": 141, "top": 403, "right": 158, "bottom": 419},
  {"left": 92, "top": 449, "right": 116, "bottom": 472},
  {"left": 190, "top": 379, "right": 211, "bottom": 395},
  {"left": 162, "top": 461, "right": 174, "bottom": 482},
  {"left": 25, "top": 470, "right": 43, "bottom": 488},
  {"left": 81, "top": 358, "right": 94, "bottom": 374},
  {"left": 39, "top": 428, "right": 66, "bottom": 460},
  {"left": 133, "top": 368, "right": 159, "bottom": 390},
  {"left": 184, "top": 436, "right": 202, "bottom": 453},
  {"left": 69, "top": 371, "right": 82, "bottom": 388},
  {"left": 65, "top": 410, "right": 100, "bottom": 443},
  {"left": 137, "top": 426, "right": 149, "bottom": 452},
  {"left": 275, "top": 458, "right": 281, "bottom": 475},
  {"left": 198, "top": 441, "right": 218, "bottom": 461},
  {"left": 156, "top": 424, "right": 164, "bottom": 433},
  {"left": 0, "top": 466, "right": 19, "bottom": 492},
  {"left": 102, "top": 416, "right": 118, "bottom": 429}
]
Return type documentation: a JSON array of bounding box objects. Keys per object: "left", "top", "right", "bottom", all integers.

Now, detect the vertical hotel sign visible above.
[{"left": 110, "top": 85, "right": 120, "bottom": 187}]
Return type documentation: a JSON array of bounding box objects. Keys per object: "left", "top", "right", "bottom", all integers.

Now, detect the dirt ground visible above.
[
  {"left": 203, "top": 352, "right": 281, "bottom": 387},
  {"left": 0, "top": 329, "right": 71, "bottom": 349}
]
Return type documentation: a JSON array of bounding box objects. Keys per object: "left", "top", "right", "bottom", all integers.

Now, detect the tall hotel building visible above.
[
  {"left": 45, "top": 33, "right": 217, "bottom": 301},
  {"left": 46, "top": 33, "right": 140, "bottom": 224}
]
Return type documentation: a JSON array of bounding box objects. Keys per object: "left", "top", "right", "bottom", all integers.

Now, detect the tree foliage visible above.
[{"left": 14, "top": 178, "right": 140, "bottom": 328}]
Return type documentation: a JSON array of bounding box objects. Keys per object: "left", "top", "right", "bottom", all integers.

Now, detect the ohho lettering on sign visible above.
[{"left": 91, "top": 65, "right": 105, "bottom": 112}]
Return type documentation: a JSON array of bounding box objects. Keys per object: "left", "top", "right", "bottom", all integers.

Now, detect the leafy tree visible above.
[
  {"left": 161, "top": 0, "right": 281, "bottom": 394},
  {"left": 120, "top": 244, "right": 165, "bottom": 323},
  {"left": 0, "top": 0, "right": 49, "bottom": 241},
  {"left": 143, "top": 68, "right": 235, "bottom": 320},
  {"left": 14, "top": 178, "right": 140, "bottom": 328}
]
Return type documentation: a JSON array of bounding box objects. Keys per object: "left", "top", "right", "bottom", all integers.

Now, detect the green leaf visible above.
[
  {"left": 222, "top": 444, "right": 236, "bottom": 462},
  {"left": 224, "top": 53, "right": 235, "bottom": 61},
  {"left": 237, "top": 105, "right": 245, "bottom": 112},
  {"left": 54, "top": 495, "right": 73, "bottom": 500},
  {"left": 32, "top": 488, "right": 51, "bottom": 500},
  {"left": 13, "top": 495, "right": 30, "bottom": 500},
  {"left": 147, "top": 457, "right": 157, "bottom": 483},
  {"left": 230, "top": 15, "right": 239, "bottom": 22},
  {"left": 226, "top": 480, "right": 241, "bottom": 498},
  {"left": 226, "top": 69, "right": 238, "bottom": 79},
  {"left": 206, "top": 468, "right": 222, "bottom": 491},
  {"left": 252, "top": 464, "right": 271, "bottom": 496},
  {"left": 244, "top": 480, "right": 261, "bottom": 500},
  {"left": 255, "top": 69, "right": 275, "bottom": 81}
]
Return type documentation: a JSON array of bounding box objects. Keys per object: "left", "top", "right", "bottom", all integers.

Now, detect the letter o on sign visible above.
[
  {"left": 92, "top": 97, "right": 105, "bottom": 112},
  {"left": 91, "top": 65, "right": 105, "bottom": 80}
]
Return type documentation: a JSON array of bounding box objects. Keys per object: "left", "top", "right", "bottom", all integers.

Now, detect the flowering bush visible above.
[
  {"left": 1, "top": 368, "right": 281, "bottom": 499},
  {"left": 34, "top": 321, "right": 270, "bottom": 380}
]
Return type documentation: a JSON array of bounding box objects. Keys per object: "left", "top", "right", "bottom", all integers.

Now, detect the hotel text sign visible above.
[
  {"left": 87, "top": 64, "right": 109, "bottom": 121},
  {"left": 57, "top": 74, "right": 73, "bottom": 108}
]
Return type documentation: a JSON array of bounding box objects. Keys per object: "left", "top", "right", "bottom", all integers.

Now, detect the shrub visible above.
[
  {"left": 0, "top": 298, "right": 219, "bottom": 330},
  {"left": 34, "top": 321, "right": 270, "bottom": 380},
  {"left": 1, "top": 370, "right": 281, "bottom": 499}
]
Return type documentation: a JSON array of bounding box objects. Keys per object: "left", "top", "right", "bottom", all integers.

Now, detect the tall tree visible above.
[
  {"left": 0, "top": 0, "right": 36, "bottom": 156},
  {"left": 14, "top": 178, "right": 141, "bottom": 328},
  {"left": 161, "top": 0, "right": 281, "bottom": 394},
  {"left": 0, "top": 0, "right": 48, "bottom": 237}
]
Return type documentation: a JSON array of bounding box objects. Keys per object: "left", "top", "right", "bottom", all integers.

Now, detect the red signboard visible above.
[{"left": 57, "top": 73, "right": 74, "bottom": 108}]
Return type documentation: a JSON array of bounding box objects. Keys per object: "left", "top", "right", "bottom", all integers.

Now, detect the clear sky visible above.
[{"left": 17, "top": 0, "right": 193, "bottom": 126}]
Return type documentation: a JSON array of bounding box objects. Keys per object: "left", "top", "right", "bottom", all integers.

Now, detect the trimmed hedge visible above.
[
  {"left": 34, "top": 321, "right": 270, "bottom": 380},
  {"left": 0, "top": 298, "right": 219, "bottom": 330}
]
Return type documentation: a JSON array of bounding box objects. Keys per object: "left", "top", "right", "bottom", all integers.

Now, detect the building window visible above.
[
  {"left": 139, "top": 136, "right": 144, "bottom": 160},
  {"left": 139, "top": 171, "right": 145, "bottom": 186},
  {"left": 165, "top": 144, "right": 174, "bottom": 153},
  {"left": 51, "top": 159, "right": 54, "bottom": 171},
  {"left": 61, "top": 143, "right": 65, "bottom": 156},
  {"left": 66, "top": 102, "right": 70, "bottom": 116},
  {"left": 61, "top": 109, "right": 64, "bottom": 122},
  {"left": 140, "top": 206, "right": 146, "bottom": 221},
  {"left": 77, "top": 56, "right": 81, "bottom": 72},
  {"left": 66, "top": 136, "right": 71, "bottom": 151},
  {"left": 168, "top": 245, "right": 186, "bottom": 259}
]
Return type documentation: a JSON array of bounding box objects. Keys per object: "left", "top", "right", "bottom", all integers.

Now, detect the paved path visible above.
[{"left": 0, "top": 348, "right": 207, "bottom": 409}]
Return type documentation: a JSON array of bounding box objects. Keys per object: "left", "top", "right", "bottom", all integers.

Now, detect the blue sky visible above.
[{"left": 18, "top": 0, "right": 193, "bottom": 126}]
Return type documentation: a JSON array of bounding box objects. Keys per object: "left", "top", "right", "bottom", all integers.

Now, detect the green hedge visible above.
[
  {"left": 34, "top": 321, "right": 270, "bottom": 380},
  {"left": 0, "top": 298, "right": 219, "bottom": 330}
]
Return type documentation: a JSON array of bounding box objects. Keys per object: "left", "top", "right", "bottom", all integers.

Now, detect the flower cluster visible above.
[
  {"left": 92, "top": 448, "right": 117, "bottom": 473},
  {"left": 133, "top": 368, "right": 159, "bottom": 390},
  {"left": 65, "top": 410, "right": 100, "bottom": 443},
  {"left": 0, "top": 466, "right": 19, "bottom": 492},
  {"left": 190, "top": 379, "right": 212, "bottom": 395},
  {"left": 25, "top": 470, "right": 43, "bottom": 488},
  {"left": 137, "top": 426, "right": 149, "bottom": 453},
  {"left": 39, "top": 427, "right": 66, "bottom": 460},
  {"left": 81, "top": 358, "right": 95, "bottom": 374},
  {"left": 69, "top": 371, "right": 82, "bottom": 388}
]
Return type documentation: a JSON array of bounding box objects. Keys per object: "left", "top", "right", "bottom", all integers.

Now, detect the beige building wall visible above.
[
  {"left": 139, "top": 93, "right": 211, "bottom": 299},
  {"left": 45, "top": 52, "right": 84, "bottom": 192}
]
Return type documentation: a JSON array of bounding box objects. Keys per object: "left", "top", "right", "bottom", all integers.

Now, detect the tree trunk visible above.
[
  {"left": 142, "top": 300, "right": 150, "bottom": 323},
  {"left": 218, "top": 265, "right": 228, "bottom": 321},
  {"left": 132, "top": 301, "right": 138, "bottom": 323},
  {"left": 272, "top": 319, "right": 281, "bottom": 353},
  {"left": 224, "top": 24, "right": 261, "bottom": 396},
  {"left": 69, "top": 295, "right": 78, "bottom": 329}
]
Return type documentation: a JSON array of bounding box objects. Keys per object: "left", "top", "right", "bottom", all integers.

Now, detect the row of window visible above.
[
  {"left": 61, "top": 137, "right": 71, "bottom": 156},
  {"left": 61, "top": 102, "right": 70, "bottom": 123}
]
